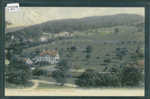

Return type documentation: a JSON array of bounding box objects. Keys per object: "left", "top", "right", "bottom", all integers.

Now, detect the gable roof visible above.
[{"left": 40, "top": 50, "right": 58, "bottom": 57}]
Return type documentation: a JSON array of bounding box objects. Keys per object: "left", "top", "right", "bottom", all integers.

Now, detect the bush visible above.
[
  {"left": 75, "top": 69, "right": 99, "bottom": 87},
  {"left": 51, "top": 70, "right": 66, "bottom": 86},
  {"left": 75, "top": 69, "right": 120, "bottom": 87},
  {"left": 96, "top": 73, "right": 120, "bottom": 87},
  {"left": 52, "top": 59, "right": 70, "bottom": 86},
  {"left": 32, "top": 68, "right": 43, "bottom": 76},
  {"left": 120, "top": 65, "right": 143, "bottom": 86},
  {"left": 6, "top": 59, "right": 32, "bottom": 85}
]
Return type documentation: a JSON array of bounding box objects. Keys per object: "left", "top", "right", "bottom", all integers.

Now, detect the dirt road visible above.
[{"left": 25, "top": 80, "right": 77, "bottom": 90}]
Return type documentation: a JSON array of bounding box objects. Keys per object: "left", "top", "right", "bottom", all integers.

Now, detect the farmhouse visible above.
[
  {"left": 40, "top": 36, "right": 48, "bottom": 42},
  {"left": 25, "top": 49, "right": 60, "bottom": 65},
  {"left": 55, "top": 32, "right": 73, "bottom": 37},
  {"left": 33, "top": 49, "right": 60, "bottom": 64},
  {"left": 24, "top": 58, "right": 33, "bottom": 65}
]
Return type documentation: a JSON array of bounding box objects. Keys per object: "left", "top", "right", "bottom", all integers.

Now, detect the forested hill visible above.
[
  {"left": 7, "top": 14, "right": 144, "bottom": 36},
  {"left": 5, "top": 13, "right": 145, "bottom": 75}
]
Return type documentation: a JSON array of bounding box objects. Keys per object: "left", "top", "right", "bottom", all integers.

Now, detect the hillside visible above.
[
  {"left": 6, "top": 14, "right": 144, "bottom": 36},
  {"left": 6, "top": 7, "right": 144, "bottom": 28},
  {"left": 5, "top": 14, "right": 145, "bottom": 86}
]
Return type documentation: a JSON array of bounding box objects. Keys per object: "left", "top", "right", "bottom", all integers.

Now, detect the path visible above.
[{"left": 25, "top": 80, "right": 77, "bottom": 90}]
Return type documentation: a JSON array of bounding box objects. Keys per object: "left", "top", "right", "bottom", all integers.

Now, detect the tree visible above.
[
  {"left": 120, "top": 65, "right": 143, "bottom": 86},
  {"left": 115, "top": 48, "right": 128, "bottom": 60},
  {"left": 75, "top": 69, "right": 120, "bottom": 87},
  {"left": 135, "top": 46, "right": 144, "bottom": 59},
  {"left": 70, "top": 46, "right": 77, "bottom": 51},
  {"left": 75, "top": 69, "right": 99, "bottom": 87},
  {"left": 56, "top": 59, "right": 70, "bottom": 71},
  {"left": 6, "top": 59, "right": 32, "bottom": 85},
  {"left": 85, "top": 45, "right": 92, "bottom": 53},
  {"left": 52, "top": 70, "right": 66, "bottom": 86},
  {"left": 32, "top": 68, "right": 43, "bottom": 76},
  {"left": 52, "top": 59, "right": 70, "bottom": 86},
  {"left": 85, "top": 45, "right": 92, "bottom": 64},
  {"left": 114, "top": 28, "right": 119, "bottom": 34},
  {"left": 104, "top": 59, "right": 111, "bottom": 63},
  {"left": 96, "top": 73, "right": 121, "bottom": 87}
]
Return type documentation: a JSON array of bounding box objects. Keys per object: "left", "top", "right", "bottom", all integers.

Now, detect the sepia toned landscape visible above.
[{"left": 5, "top": 7, "right": 144, "bottom": 96}]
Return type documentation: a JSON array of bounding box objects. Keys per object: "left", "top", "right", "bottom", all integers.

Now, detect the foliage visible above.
[
  {"left": 5, "top": 59, "right": 32, "bottom": 85},
  {"left": 52, "top": 59, "right": 70, "bottom": 85},
  {"left": 120, "top": 65, "right": 143, "bottom": 86},
  {"left": 96, "top": 73, "right": 121, "bottom": 87},
  {"left": 85, "top": 45, "right": 92, "bottom": 54},
  {"left": 5, "top": 14, "right": 144, "bottom": 88},
  {"left": 32, "top": 68, "right": 43, "bottom": 76},
  {"left": 114, "top": 28, "right": 119, "bottom": 33},
  {"left": 51, "top": 70, "right": 66, "bottom": 86},
  {"left": 8, "top": 14, "right": 143, "bottom": 35},
  {"left": 115, "top": 48, "right": 128, "bottom": 60},
  {"left": 75, "top": 69, "right": 120, "bottom": 87},
  {"left": 76, "top": 64, "right": 143, "bottom": 87},
  {"left": 55, "top": 59, "right": 70, "bottom": 71}
]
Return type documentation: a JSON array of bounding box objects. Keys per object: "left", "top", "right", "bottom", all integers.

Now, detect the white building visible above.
[
  {"left": 34, "top": 50, "right": 60, "bottom": 64},
  {"left": 40, "top": 36, "right": 48, "bottom": 42},
  {"left": 55, "top": 32, "right": 73, "bottom": 38},
  {"left": 25, "top": 58, "right": 33, "bottom": 65}
]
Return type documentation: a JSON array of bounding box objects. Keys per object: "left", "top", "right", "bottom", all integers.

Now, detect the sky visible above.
[{"left": 6, "top": 7, "right": 144, "bottom": 28}]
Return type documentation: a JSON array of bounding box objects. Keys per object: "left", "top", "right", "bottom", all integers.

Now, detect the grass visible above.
[{"left": 6, "top": 23, "right": 145, "bottom": 90}]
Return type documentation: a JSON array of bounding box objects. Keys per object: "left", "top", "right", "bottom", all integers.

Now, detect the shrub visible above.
[
  {"left": 96, "top": 73, "right": 120, "bottom": 87},
  {"left": 75, "top": 69, "right": 120, "bottom": 87},
  {"left": 120, "top": 65, "right": 143, "bottom": 86},
  {"left": 51, "top": 70, "right": 66, "bottom": 86},
  {"left": 75, "top": 69, "right": 99, "bottom": 87},
  {"left": 6, "top": 59, "right": 32, "bottom": 85},
  {"left": 52, "top": 59, "right": 70, "bottom": 86},
  {"left": 32, "top": 68, "right": 43, "bottom": 76}
]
